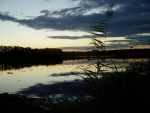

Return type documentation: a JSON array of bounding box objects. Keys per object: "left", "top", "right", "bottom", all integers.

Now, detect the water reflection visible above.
[
  {"left": 0, "top": 59, "right": 87, "bottom": 99},
  {"left": 0, "top": 59, "right": 63, "bottom": 71},
  {"left": 17, "top": 80, "right": 88, "bottom": 102},
  {"left": 0, "top": 58, "right": 148, "bottom": 102},
  {"left": 50, "top": 72, "right": 85, "bottom": 77}
]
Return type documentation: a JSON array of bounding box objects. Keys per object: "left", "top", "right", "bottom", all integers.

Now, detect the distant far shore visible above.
[{"left": 0, "top": 46, "right": 150, "bottom": 60}]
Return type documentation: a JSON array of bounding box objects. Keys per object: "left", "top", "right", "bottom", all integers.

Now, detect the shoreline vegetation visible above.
[
  {"left": 0, "top": 46, "right": 150, "bottom": 60},
  {"left": 0, "top": 45, "right": 150, "bottom": 71}
]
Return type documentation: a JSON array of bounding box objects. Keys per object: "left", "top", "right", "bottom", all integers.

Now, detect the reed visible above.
[
  {"left": 52, "top": 4, "right": 150, "bottom": 113},
  {"left": 78, "top": 4, "right": 150, "bottom": 113}
]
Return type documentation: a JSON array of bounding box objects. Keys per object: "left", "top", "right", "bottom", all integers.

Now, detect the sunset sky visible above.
[{"left": 0, "top": 0, "right": 150, "bottom": 51}]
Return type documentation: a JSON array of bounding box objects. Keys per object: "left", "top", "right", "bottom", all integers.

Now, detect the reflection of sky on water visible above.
[
  {"left": 0, "top": 59, "right": 87, "bottom": 95},
  {"left": 0, "top": 58, "right": 148, "bottom": 101}
]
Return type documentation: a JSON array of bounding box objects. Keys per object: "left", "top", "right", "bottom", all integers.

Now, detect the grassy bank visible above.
[{"left": 52, "top": 59, "right": 150, "bottom": 113}]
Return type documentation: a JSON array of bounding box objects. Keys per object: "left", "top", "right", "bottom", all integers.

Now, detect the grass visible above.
[
  {"left": 51, "top": 59, "right": 150, "bottom": 113},
  {"left": 53, "top": 4, "right": 150, "bottom": 113}
]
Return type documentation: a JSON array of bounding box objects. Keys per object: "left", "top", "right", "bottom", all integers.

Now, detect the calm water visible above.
[
  {"left": 0, "top": 58, "right": 148, "bottom": 102},
  {"left": 0, "top": 59, "right": 90, "bottom": 101}
]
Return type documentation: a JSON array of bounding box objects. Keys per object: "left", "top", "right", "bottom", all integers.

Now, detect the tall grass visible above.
[
  {"left": 53, "top": 5, "right": 150, "bottom": 113},
  {"left": 79, "top": 4, "right": 150, "bottom": 113}
]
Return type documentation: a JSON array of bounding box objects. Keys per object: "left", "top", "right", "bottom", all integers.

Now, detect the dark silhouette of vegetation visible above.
[
  {"left": 63, "top": 51, "right": 92, "bottom": 59},
  {"left": 92, "top": 48, "right": 150, "bottom": 58},
  {"left": 0, "top": 59, "right": 63, "bottom": 71},
  {"left": 0, "top": 46, "right": 64, "bottom": 71},
  {"left": 43, "top": 4, "right": 150, "bottom": 112},
  {"left": 0, "top": 45, "right": 63, "bottom": 59},
  {"left": 0, "top": 45, "right": 149, "bottom": 61},
  {"left": 73, "top": 4, "right": 150, "bottom": 113}
]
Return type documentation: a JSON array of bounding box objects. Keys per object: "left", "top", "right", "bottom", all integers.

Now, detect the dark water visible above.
[{"left": 0, "top": 58, "right": 148, "bottom": 102}]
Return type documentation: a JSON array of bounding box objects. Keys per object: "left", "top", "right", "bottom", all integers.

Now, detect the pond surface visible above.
[
  {"left": 0, "top": 59, "right": 90, "bottom": 101},
  {"left": 0, "top": 58, "right": 148, "bottom": 102}
]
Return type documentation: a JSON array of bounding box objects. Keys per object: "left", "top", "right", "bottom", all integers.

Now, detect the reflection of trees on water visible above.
[
  {"left": 0, "top": 59, "right": 63, "bottom": 71},
  {"left": 0, "top": 46, "right": 64, "bottom": 71}
]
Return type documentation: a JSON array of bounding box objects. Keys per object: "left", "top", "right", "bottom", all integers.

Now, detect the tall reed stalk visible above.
[
  {"left": 80, "top": 4, "right": 114, "bottom": 97},
  {"left": 79, "top": 4, "right": 150, "bottom": 113},
  {"left": 53, "top": 4, "right": 150, "bottom": 113}
]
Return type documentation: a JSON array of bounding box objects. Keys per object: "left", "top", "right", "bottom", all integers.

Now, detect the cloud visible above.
[
  {"left": 0, "top": 0, "right": 150, "bottom": 42},
  {"left": 0, "top": 12, "right": 16, "bottom": 21},
  {"left": 47, "top": 35, "right": 92, "bottom": 39},
  {"left": 59, "top": 45, "right": 129, "bottom": 50},
  {"left": 59, "top": 36, "right": 150, "bottom": 50},
  {"left": 125, "top": 35, "right": 150, "bottom": 46},
  {"left": 49, "top": 6, "right": 88, "bottom": 17},
  {"left": 11, "top": 11, "right": 101, "bottom": 31},
  {"left": 59, "top": 45, "right": 129, "bottom": 51},
  {"left": 60, "top": 46, "right": 95, "bottom": 51}
]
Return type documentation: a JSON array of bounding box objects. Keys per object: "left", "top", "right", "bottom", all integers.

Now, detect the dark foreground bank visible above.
[{"left": 0, "top": 93, "right": 54, "bottom": 113}]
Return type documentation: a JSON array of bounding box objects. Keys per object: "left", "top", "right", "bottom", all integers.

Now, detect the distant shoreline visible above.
[{"left": 0, "top": 46, "right": 150, "bottom": 60}]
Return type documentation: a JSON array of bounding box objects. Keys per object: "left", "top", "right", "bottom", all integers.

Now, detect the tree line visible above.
[
  {"left": 0, "top": 46, "right": 63, "bottom": 59},
  {"left": 0, "top": 46, "right": 150, "bottom": 59},
  {"left": 92, "top": 48, "right": 150, "bottom": 58}
]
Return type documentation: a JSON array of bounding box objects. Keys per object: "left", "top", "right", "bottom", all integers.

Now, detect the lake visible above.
[
  {"left": 0, "top": 58, "right": 148, "bottom": 102},
  {"left": 0, "top": 58, "right": 90, "bottom": 102}
]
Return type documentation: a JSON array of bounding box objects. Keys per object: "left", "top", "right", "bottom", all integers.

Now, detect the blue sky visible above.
[{"left": 0, "top": 0, "right": 150, "bottom": 50}]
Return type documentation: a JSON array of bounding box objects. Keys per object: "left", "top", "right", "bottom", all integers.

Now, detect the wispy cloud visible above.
[
  {"left": 0, "top": 0, "right": 150, "bottom": 42},
  {"left": 47, "top": 35, "right": 91, "bottom": 39}
]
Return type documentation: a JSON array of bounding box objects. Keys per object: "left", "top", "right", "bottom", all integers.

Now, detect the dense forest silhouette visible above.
[
  {"left": 0, "top": 46, "right": 63, "bottom": 59},
  {"left": 92, "top": 48, "right": 150, "bottom": 58},
  {"left": 0, "top": 46, "right": 63, "bottom": 70},
  {"left": 63, "top": 49, "right": 150, "bottom": 58},
  {"left": 0, "top": 46, "right": 150, "bottom": 60}
]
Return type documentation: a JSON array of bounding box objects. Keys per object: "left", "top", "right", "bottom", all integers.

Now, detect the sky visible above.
[{"left": 0, "top": 0, "right": 150, "bottom": 51}]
